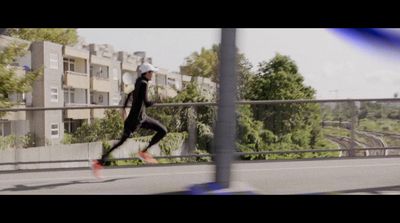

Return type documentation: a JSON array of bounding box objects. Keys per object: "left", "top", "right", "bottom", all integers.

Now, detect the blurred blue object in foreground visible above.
[
  {"left": 332, "top": 28, "right": 400, "bottom": 58},
  {"left": 187, "top": 182, "right": 257, "bottom": 195}
]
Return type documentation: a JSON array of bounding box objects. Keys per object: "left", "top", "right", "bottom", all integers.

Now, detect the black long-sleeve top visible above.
[{"left": 123, "top": 76, "right": 154, "bottom": 122}]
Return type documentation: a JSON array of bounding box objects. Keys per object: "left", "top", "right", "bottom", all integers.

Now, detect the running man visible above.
[{"left": 92, "top": 62, "right": 167, "bottom": 177}]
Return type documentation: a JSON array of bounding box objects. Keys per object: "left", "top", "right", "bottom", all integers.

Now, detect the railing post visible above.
[
  {"left": 87, "top": 143, "right": 91, "bottom": 167},
  {"left": 349, "top": 101, "right": 357, "bottom": 157},
  {"left": 187, "top": 105, "right": 197, "bottom": 154},
  {"left": 14, "top": 147, "right": 19, "bottom": 170}
]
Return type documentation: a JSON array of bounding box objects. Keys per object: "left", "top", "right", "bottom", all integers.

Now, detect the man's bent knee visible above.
[{"left": 160, "top": 126, "right": 167, "bottom": 137}]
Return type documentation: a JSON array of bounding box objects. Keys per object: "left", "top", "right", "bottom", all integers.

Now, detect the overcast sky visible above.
[{"left": 78, "top": 28, "right": 400, "bottom": 99}]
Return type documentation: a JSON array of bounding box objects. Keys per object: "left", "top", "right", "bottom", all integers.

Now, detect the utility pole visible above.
[{"left": 214, "top": 28, "right": 237, "bottom": 188}]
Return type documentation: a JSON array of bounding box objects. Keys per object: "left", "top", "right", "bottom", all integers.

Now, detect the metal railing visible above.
[
  {"left": 3, "top": 147, "right": 400, "bottom": 167},
  {"left": 1, "top": 98, "right": 400, "bottom": 167},
  {"left": 65, "top": 70, "right": 88, "bottom": 76},
  {"left": 2, "top": 97, "right": 400, "bottom": 112}
]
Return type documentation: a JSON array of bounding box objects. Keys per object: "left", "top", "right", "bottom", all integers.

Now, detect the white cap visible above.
[{"left": 139, "top": 62, "right": 159, "bottom": 74}]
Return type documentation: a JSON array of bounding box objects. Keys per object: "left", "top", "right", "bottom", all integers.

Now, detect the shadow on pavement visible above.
[
  {"left": 0, "top": 177, "right": 138, "bottom": 192},
  {"left": 325, "top": 185, "right": 400, "bottom": 194}
]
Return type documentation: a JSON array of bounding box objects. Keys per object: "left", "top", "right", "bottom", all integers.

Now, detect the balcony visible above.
[
  {"left": 91, "top": 108, "right": 106, "bottom": 119},
  {"left": 90, "top": 76, "right": 111, "bottom": 92},
  {"left": 3, "top": 104, "right": 26, "bottom": 121},
  {"left": 90, "top": 55, "right": 111, "bottom": 67},
  {"left": 63, "top": 46, "right": 89, "bottom": 59},
  {"left": 64, "top": 103, "right": 90, "bottom": 120},
  {"left": 121, "top": 62, "right": 137, "bottom": 72},
  {"left": 64, "top": 71, "right": 90, "bottom": 89}
]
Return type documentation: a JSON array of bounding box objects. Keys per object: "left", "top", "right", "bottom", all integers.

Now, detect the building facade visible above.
[{"left": 0, "top": 34, "right": 216, "bottom": 146}]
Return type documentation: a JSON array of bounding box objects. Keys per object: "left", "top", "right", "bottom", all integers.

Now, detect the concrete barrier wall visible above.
[
  {"left": 0, "top": 148, "right": 16, "bottom": 171},
  {"left": 0, "top": 138, "right": 188, "bottom": 171}
]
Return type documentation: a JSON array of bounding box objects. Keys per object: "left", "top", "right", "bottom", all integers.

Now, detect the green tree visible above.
[
  {"left": 0, "top": 42, "right": 42, "bottom": 116},
  {"left": 171, "top": 81, "right": 215, "bottom": 128},
  {"left": 172, "top": 82, "right": 216, "bottom": 151},
  {"left": 245, "top": 53, "right": 322, "bottom": 148},
  {"left": 6, "top": 28, "right": 79, "bottom": 46},
  {"left": 180, "top": 45, "right": 257, "bottom": 152},
  {"left": 182, "top": 44, "right": 255, "bottom": 99},
  {"left": 182, "top": 45, "right": 219, "bottom": 82},
  {"left": 71, "top": 109, "right": 124, "bottom": 143},
  {"left": 358, "top": 103, "right": 368, "bottom": 120},
  {"left": 331, "top": 102, "right": 354, "bottom": 121},
  {"left": 147, "top": 81, "right": 216, "bottom": 151},
  {"left": 237, "top": 105, "right": 277, "bottom": 150},
  {"left": 237, "top": 54, "right": 254, "bottom": 100}
]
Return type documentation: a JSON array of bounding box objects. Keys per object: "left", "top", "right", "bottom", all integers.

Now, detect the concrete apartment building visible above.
[{"left": 0, "top": 34, "right": 216, "bottom": 146}]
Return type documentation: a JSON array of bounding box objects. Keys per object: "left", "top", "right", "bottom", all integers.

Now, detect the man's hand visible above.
[{"left": 121, "top": 109, "right": 127, "bottom": 120}]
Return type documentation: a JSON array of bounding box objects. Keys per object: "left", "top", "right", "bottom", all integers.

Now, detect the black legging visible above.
[{"left": 102, "top": 117, "right": 167, "bottom": 161}]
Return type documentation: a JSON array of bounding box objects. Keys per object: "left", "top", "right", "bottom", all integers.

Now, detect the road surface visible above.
[{"left": 1, "top": 157, "right": 400, "bottom": 194}]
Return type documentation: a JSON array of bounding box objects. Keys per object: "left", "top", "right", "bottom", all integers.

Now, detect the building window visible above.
[
  {"left": 50, "top": 123, "right": 59, "bottom": 138},
  {"left": 49, "top": 53, "right": 59, "bottom": 70},
  {"left": 98, "top": 67, "right": 103, "bottom": 77},
  {"left": 0, "top": 122, "right": 10, "bottom": 137},
  {"left": 16, "top": 93, "right": 25, "bottom": 103},
  {"left": 99, "top": 66, "right": 109, "bottom": 79},
  {"left": 90, "top": 92, "right": 94, "bottom": 104},
  {"left": 64, "top": 122, "right": 70, "bottom": 134},
  {"left": 70, "top": 90, "right": 75, "bottom": 103},
  {"left": 70, "top": 60, "right": 75, "bottom": 71},
  {"left": 50, "top": 87, "right": 58, "bottom": 102},
  {"left": 63, "top": 59, "right": 68, "bottom": 72},
  {"left": 64, "top": 120, "right": 83, "bottom": 134},
  {"left": 63, "top": 58, "right": 75, "bottom": 72},
  {"left": 64, "top": 88, "right": 75, "bottom": 104},
  {"left": 91, "top": 65, "right": 109, "bottom": 79},
  {"left": 64, "top": 91, "right": 67, "bottom": 104},
  {"left": 0, "top": 123, "right": 3, "bottom": 136}
]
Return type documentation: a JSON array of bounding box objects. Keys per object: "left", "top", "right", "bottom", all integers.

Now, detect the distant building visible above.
[{"left": 0, "top": 34, "right": 216, "bottom": 146}]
